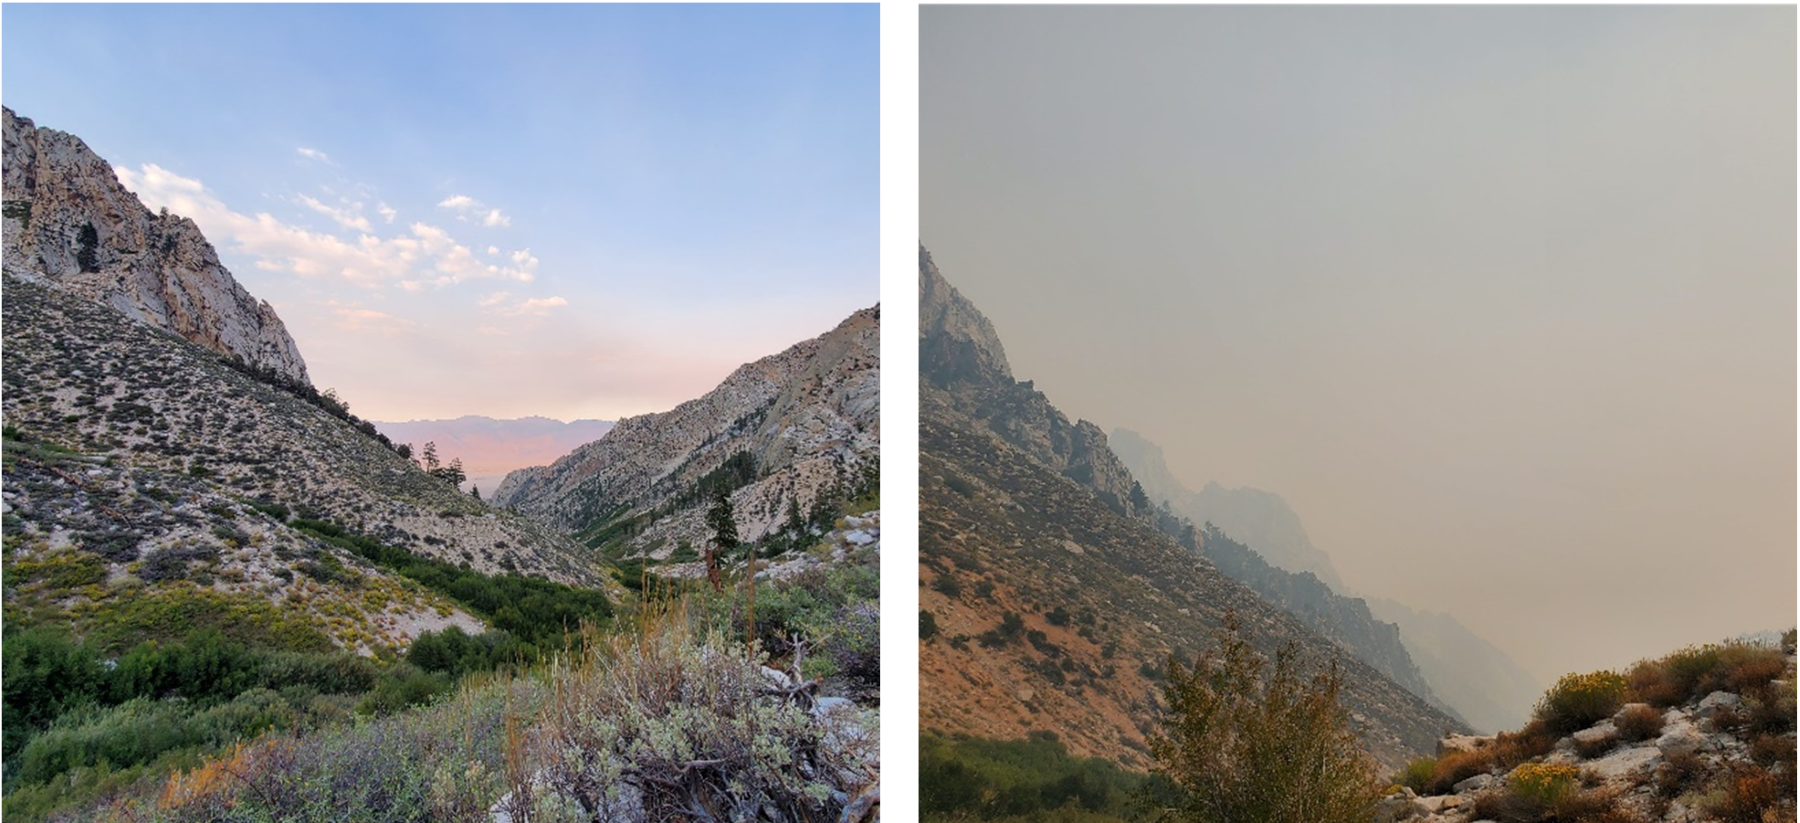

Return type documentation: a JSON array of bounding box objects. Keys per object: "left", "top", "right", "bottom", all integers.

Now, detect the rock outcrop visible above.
[
  {"left": 2, "top": 107, "right": 309, "bottom": 384},
  {"left": 491, "top": 306, "right": 879, "bottom": 557},
  {"left": 1383, "top": 642, "right": 1796, "bottom": 823}
]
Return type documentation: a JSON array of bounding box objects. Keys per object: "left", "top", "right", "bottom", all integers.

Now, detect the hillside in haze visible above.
[
  {"left": 1111, "top": 426, "right": 1542, "bottom": 733},
  {"left": 371, "top": 416, "right": 615, "bottom": 495},
  {"left": 919, "top": 247, "right": 1466, "bottom": 773}
]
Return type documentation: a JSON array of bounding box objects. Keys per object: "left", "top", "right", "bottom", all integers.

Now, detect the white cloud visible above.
[
  {"left": 116, "top": 163, "right": 540, "bottom": 288},
  {"left": 437, "top": 193, "right": 511, "bottom": 229},
  {"left": 487, "top": 246, "right": 499, "bottom": 256},
  {"left": 378, "top": 203, "right": 397, "bottom": 224},
  {"left": 479, "top": 291, "right": 511, "bottom": 307},
  {"left": 297, "top": 195, "right": 372, "bottom": 232},
  {"left": 500, "top": 296, "right": 568, "bottom": 317},
  {"left": 296, "top": 147, "right": 333, "bottom": 164}
]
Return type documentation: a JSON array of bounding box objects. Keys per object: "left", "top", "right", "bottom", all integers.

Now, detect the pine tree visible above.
[{"left": 704, "top": 492, "right": 739, "bottom": 593}]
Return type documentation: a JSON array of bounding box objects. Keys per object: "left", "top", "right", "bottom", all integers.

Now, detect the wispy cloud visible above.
[
  {"left": 480, "top": 292, "right": 568, "bottom": 317},
  {"left": 377, "top": 203, "right": 397, "bottom": 224},
  {"left": 297, "top": 194, "right": 372, "bottom": 232},
  {"left": 437, "top": 192, "right": 512, "bottom": 228},
  {"left": 116, "top": 163, "right": 538, "bottom": 288},
  {"left": 296, "top": 147, "right": 333, "bottom": 164}
]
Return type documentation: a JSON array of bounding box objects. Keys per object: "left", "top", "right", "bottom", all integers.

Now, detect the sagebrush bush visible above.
[
  {"left": 1423, "top": 720, "right": 1556, "bottom": 795},
  {"left": 1613, "top": 703, "right": 1664, "bottom": 742},
  {"left": 1625, "top": 642, "right": 1788, "bottom": 708},
  {"left": 531, "top": 607, "right": 877, "bottom": 822},
  {"left": 1537, "top": 671, "right": 1628, "bottom": 734}
]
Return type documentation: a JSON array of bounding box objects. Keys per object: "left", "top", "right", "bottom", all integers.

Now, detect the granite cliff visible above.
[{"left": 2, "top": 108, "right": 309, "bottom": 384}]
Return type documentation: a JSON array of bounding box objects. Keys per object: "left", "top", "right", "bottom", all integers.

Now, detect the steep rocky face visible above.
[
  {"left": 919, "top": 245, "right": 1012, "bottom": 387},
  {"left": 920, "top": 248, "right": 1141, "bottom": 516},
  {"left": 1, "top": 107, "right": 309, "bottom": 384},
  {"left": 491, "top": 307, "right": 879, "bottom": 556}
]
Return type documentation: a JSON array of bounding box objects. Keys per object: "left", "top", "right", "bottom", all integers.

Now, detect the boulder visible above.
[
  {"left": 1453, "top": 773, "right": 1501, "bottom": 793},
  {"left": 1437, "top": 733, "right": 1494, "bottom": 758},
  {"left": 1573, "top": 721, "right": 1616, "bottom": 745},
  {"left": 1695, "top": 691, "right": 1744, "bottom": 727}
]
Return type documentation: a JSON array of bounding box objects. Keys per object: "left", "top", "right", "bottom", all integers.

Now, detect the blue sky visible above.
[{"left": 3, "top": 4, "right": 879, "bottom": 421}]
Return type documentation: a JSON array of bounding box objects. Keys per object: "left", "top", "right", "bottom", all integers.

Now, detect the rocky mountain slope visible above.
[
  {"left": 1191, "top": 522, "right": 1451, "bottom": 722},
  {"left": 1369, "top": 597, "right": 1545, "bottom": 735},
  {"left": 491, "top": 306, "right": 879, "bottom": 559},
  {"left": 3, "top": 275, "right": 604, "bottom": 590},
  {"left": 371, "top": 415, "right": 615, "bottom": 493},
  {"left": 2, "top": 107, "right": 308, "bottom": 384},
  {"left": 1114, "top": 426, "right": 1543, "bottom": 734},
  {"left": 1110, "top": 427, "right": 1344, "bottom": 589},
  {"left": 918, "top": 248, "right": 1467, "bottom": 772},
  {"left": 919, "top": 247, "right": 1141, "bottom": 515}
]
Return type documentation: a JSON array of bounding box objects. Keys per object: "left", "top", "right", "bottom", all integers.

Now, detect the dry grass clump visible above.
[
  {"left": 1421, "top": 721, "right": 1557, "bottom": 795},
  {"left": 1625, "top": 642, "right": 1789, "bottom": 708},
  {"left": 1653, "top": 748, "right": 1708, "bottom": 798},
  {"left": 1613, "top": 704, "right": 1665, "bottom": 743},
  {"left": 1466, "top": 780, "right": 1645, "bottom": 823},
  {"left": 1700, "top": 764, "right": 1787, "bottom": 823}
]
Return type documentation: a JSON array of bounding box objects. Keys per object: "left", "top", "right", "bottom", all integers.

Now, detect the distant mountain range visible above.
[
  {"left": 370, "top": 416, "right": 615, "bottom": 495},
  {"left": 918, "top": 247, "right": 1466, "bottom": 771},
  {"left": 1108, "top": 426, "right": 1543, "bottom": 733}
]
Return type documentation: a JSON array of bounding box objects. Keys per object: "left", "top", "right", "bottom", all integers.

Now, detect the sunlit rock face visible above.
[{"left": 3, "top": 107, "right": 309, "bottom": 384}]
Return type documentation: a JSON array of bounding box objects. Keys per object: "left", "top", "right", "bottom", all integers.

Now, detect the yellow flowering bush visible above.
[
  {"left": 1536, "top": 670, "right": 1627, "bottom": 733},
  {"left": 1508, "top": 762, "right": 1581, "bottom": 807}
]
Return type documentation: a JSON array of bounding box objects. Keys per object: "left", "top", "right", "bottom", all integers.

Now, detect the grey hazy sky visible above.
[{"left": 922, "top": 5, "right": 1795, "bottom": 685}]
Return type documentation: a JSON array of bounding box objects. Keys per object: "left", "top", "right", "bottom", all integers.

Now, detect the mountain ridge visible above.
[
  {"left": 2, "top": 107, "right": 309, "bottom": 384},
  {"left": 918, "top": 247, "right": 1468, "bottom": 771}
]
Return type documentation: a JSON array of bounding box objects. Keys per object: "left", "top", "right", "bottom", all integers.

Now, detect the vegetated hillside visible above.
[
  {"left": 917, "top": 248, "right": 1467, "bottom": 772},
  {"left": 492, "top": 306, "right": 879, "bottom": 560},
  {"left": 1110, "top": 426, "right": 1344, "bottom": 589},
  {"left": 1368, "top": 596, "right": 1544, "bottom": 735},
  {"left": 1383, "top": 633, "right": 1796, "bottom": 823},
  {"left": 3, "top": 276, "right": 603, "bottom": 589},
  {"left": 1113, "top": 425, "right": 1542, "bottom": 735},
  {"left": 371, "top": 416, "right": 616, "bottom": 493},
  {"left": 1, "top": 107, "right": 308, "bottom": 383}
]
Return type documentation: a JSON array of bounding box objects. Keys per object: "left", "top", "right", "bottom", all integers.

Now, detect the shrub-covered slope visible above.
[{"left": 3, "top": 275, "right": 604, "bottom": 588}]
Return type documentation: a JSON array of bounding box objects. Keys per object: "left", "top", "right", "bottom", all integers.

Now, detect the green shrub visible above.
[
  {"left": 1152, "top": 616, "right": 1381, "bottom": 823},
  {"left": 1396, "top": 757, "right": 1436, "bottom": 793},
  {"left": 921, "top": 731, "right": 1146, "bottom": 820},
  {"left": 1537, "top": 670, "right": 1627, "bottom": 734}
]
